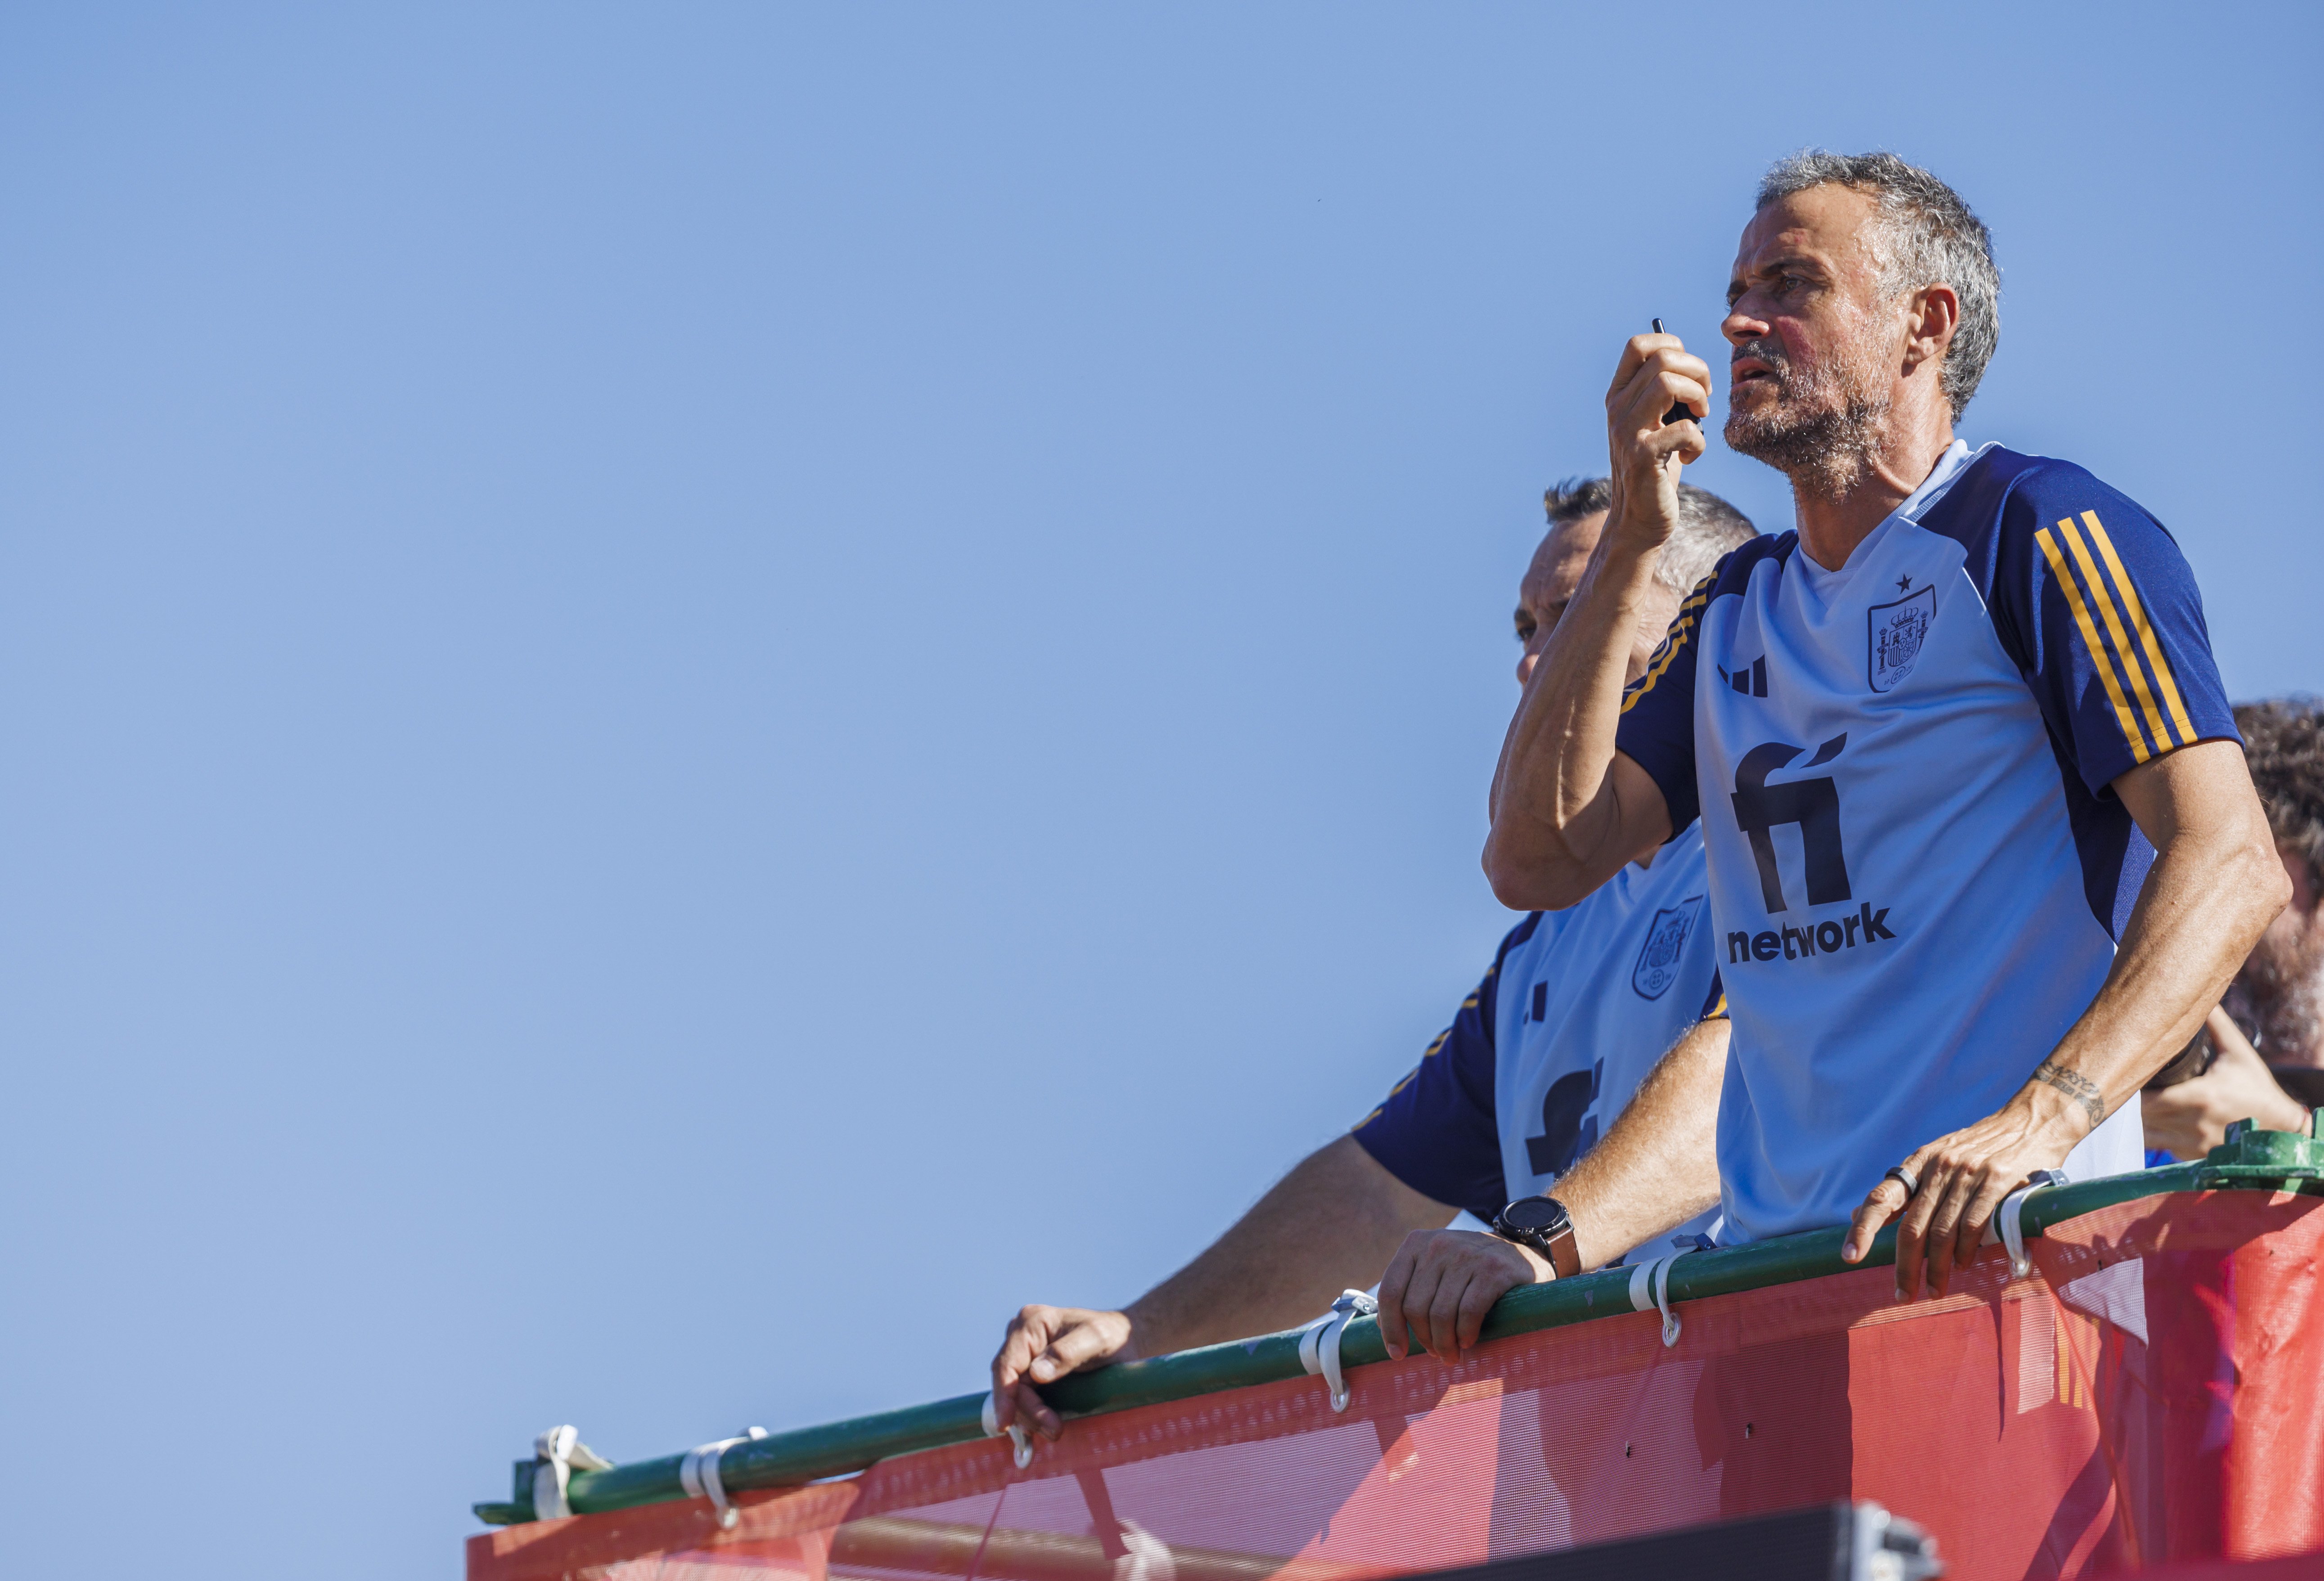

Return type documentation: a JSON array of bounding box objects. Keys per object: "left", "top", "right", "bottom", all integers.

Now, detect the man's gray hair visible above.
[
  {"left": 1757, "top": 150, "right": 2001, "bottom": 420},
  {"left": 1545, "top": 477, "right": 1757, "bottom": 594}
]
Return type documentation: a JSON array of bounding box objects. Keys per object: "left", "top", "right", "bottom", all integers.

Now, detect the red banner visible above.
[{"left": 469, "top": 1189, "right": 2324, "bottom": 1580}]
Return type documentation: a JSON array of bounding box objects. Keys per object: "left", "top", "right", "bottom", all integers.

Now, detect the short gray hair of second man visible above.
[
  {"left": 1757, "top": 149, "right": 2002, "bottom": 421},
  {"left": 1545, "top": 476, "right": 1758, "bottom": 594}
]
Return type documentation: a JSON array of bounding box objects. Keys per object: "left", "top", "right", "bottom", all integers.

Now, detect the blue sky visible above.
[{"left": 1, "top": 5, "right": 2316, "bottom": 1576}]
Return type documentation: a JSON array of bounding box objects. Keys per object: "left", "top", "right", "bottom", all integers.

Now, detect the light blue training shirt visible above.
[{"left": 1616, "top": 441, "right": 2237, "bottom": 1243}]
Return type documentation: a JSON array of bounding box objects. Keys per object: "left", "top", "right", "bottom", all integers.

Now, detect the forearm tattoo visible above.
[{"left": 2032, "top": 1060, "right": 2107, "bottom": 1129}]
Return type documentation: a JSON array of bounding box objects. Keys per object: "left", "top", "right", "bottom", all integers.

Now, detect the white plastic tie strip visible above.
[
  {"left": 1297, "top": 1289, "right": 1379, "bottom": 1412},
  {"left": 529, "top": 1424, "right": 613, "bottom": 1522},
  {"left": 1626, "top": 1250, "right": 1695, "bottom": 1347},
  {"left": 981, "top": 1391, "right": 1036, "bottom": 1469},
  {"left": 679, "top": 1426, "right": 769, "bottom": 1529},
  {"left": 1996, "top": 1168, "right": 2070, "bottom": 1280}
]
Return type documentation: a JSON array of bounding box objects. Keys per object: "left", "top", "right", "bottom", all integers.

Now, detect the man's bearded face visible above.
[{"left": 1722, "top": 317, "right": 1889, "bottom": 477}]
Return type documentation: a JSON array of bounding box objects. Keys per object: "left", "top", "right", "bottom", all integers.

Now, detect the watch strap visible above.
[{"left": 1540, "top": 1218, "right": 1581, "bottom": 1280}]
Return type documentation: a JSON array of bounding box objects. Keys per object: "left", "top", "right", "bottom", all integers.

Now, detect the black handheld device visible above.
[{"left": 1650, "top": 319, "right": 1694, "bottom": 426}]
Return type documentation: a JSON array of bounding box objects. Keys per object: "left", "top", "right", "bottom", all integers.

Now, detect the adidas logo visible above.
[{"left": 1716, "top": 655, "right": 1768, "bottom": 698}]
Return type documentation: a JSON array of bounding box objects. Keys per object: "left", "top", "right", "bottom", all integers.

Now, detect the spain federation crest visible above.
[
  {"left": 1631, "top": 896, "right": 1703, "bottom": 1000},
  {"left": 1867, "top": 584, "right": 1935, "bottom": 693}
]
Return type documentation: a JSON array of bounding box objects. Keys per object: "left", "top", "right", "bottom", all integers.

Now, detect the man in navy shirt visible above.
[
  {"left": 1484, "top": 152, "right": 2285, "bottom": 1298},
  {"left": 990, "top": 481, "right": 1756, "bottom": 1441}
]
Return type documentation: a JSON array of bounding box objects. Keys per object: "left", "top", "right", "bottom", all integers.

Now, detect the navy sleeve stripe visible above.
[
  {"left": 1619, "top": 572, "right": 1718, "bottom": 714},
  {"left": 2036, "top": 511, "right": 2199, "bottom": 763}
]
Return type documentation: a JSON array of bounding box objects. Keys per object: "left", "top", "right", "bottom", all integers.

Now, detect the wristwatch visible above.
[{"left": 1491, "top": 1195, "right": 1581, "bottom": 1280}]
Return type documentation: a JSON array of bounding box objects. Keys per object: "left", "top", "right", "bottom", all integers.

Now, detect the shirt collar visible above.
[
  {"left": 1796, "top": 439, "right": 1985, "bottom": 584},
  {"left": 1893, "top": 437, "right": 1981, "bottom": 526}
]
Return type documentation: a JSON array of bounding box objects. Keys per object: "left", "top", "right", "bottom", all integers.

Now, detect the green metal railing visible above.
[{"left": 475, "top": 1122, "right": 2324, "bottom": 1526}]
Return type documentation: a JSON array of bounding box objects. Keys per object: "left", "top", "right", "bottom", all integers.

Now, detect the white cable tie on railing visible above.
[
  {"left": 981, "top": 1391, "right": 1036, "bottom": 1469},
  {"left": 679, "top": 1426, "right": 768, "bottom": 1529},
  {"left": 530, "top": 1424, "right": 613, "bottom": 1522},
  {"left": 1626, "top": 1250, "right": 1695, "bottom": 1347},
  {"left": 1997, "top": 1169, "right": 2070, "bottom": 1281},
  {"left": 1296, "top": 1289, "right": 1378, "bottom": 1412}
]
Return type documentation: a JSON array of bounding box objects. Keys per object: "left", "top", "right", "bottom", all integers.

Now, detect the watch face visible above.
[{"left": 1501, "top": 1196, "right": 1570, "bottom": 1235}]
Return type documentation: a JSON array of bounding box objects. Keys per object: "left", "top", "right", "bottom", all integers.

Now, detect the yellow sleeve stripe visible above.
[
  {"left": 2079, "top": 511, "right": 2198, "bottom": 746},
  {"left": 2039, "top": 513, "right": 2201, "bottom": 762},
  {"left": 1704, "top": 992, "right": 1729, "bottom": 1020},
  {"left": 2036, "top": 526, "right": 2148, "bottom": 756},
  {"left": 1619, "top": 571, "right": 1719, "bottom": 715},
  {"left": 2052, "top": 518, "right": 2172, "bottom": 754},
  {"left": 1353, "top": 1105, "right": 1385, "bottom": 1129}
]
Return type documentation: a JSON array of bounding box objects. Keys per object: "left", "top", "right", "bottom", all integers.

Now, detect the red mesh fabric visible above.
[
  {"left": 468, "top": 1190, "right": 2324, "bottom": 1581},
  {"left": 2121, "top": 1555, "right": 2324, "bottom": 1581}
]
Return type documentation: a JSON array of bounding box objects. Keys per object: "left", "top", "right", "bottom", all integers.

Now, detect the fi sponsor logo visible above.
[{"left": 1725, "top": 732, "right": 1900, "bottom": 963}]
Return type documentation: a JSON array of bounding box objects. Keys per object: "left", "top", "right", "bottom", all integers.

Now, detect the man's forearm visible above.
[
  {"left": 1847, "top": 747, "right": 2288, "bottom": 1296},
  {"left": 1122, "top": 1135, "right": 1454, "bottom": 1357},
  {"left": 1484, "top": 532, "right": 1667, "bottom": 908},
  {"left": 2014, "top": 746, "right": 2290, "bottom": 1135},
  {"left": 1550, "top": 1018, "right": 1727, "bottom": 1270}
]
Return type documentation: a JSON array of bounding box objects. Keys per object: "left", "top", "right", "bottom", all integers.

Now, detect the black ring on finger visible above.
[{"left": 1883, "top": 1164, "right": 1920, "bottom": 1199}]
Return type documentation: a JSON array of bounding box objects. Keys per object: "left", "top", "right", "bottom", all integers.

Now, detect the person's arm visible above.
[
  {"left": 1482, "top": 333, "right": 1710, "bottom": 909},
  {"left": 995, "top": 923, "right": 1529, "bottom": 1433},
  {"left": 2142, "top": 1006, "right": 2311, "bottom": 1158},
  {"left": 1376, "top": 1015, "right": 1729, "bottom": 1364},
  {"left": 990, "top": 1136, "right": 1454, "bottom": 1438},
  {"left": 1847, "top": 741, "right": 2287, "bottom": 1296},
  {"left": 1558, "top": 1011, "right": 1728, "bottom": 1270}
]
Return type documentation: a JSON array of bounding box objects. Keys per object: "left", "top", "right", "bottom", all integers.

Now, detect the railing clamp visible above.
[
  {"left": 680, "top": 1426, "right": 768, "bottom": 1528},
  {"left": 530, "top": 1425, "right": 613, "bottom": 1521},
  {"left": 1299, "top": 1289, "right": 1378, "bottom": 1411}
]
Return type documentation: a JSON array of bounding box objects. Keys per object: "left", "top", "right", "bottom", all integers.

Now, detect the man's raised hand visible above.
[
  {"left": 989, "top": 1305, "right": 1135, "bottom": 1441},
  {"left": 1604, "top": 332, "right": 1713, "bottom": 550},
  {"left": 1376, "top": 1228, "right": 1553, "bottom": 1366}
]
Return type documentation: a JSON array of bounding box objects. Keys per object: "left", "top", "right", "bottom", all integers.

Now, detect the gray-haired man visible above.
[{"left": 1485, "top": 151, "right": 2284, "bottom": 1298}]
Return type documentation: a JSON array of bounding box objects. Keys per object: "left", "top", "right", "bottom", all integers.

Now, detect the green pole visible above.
[{"left": 477, "top": 1132, "right": 2321, "bottom": 1526}]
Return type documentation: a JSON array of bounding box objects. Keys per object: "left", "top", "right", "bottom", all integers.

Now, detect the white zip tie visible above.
[
  {"left": 1997, "top": 1169, "right": 2069, "bottom": 1280},
  {"left": 1627, "top": 1250, "right": 1694, "bottom": 1347},
  {"left": 679, "top": 1426, "right": 768, "bottom": 1529},
  {"left": 529, "top": 1424, "right": 613, "bottom": 1522},
  {"left": 1297, "top": 1289, "right": 1378, "bottom": 1411},
  {"left": 980, "top": 1391, "right": 1036, "bottom": 1469}
]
